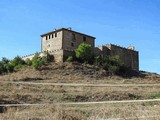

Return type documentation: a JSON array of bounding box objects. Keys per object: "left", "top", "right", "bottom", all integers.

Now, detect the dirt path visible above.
[
  {"left": 2, "top": 81, "right": 160, "bottom": 87},
  {"left": 0, "top": 98, "right": 160, "bottom": 107}
]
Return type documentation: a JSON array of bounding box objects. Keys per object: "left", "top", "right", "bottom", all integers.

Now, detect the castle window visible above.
[
  {"left": 55, "top": 32, "right": 57, "bottom": 37},
  {"left": 72, "top": 33, "right": 76, "bottom": 41},
  {"left": 46, "top": 36, "right": 48, "bottom": 40},
  {"left": 49, "top": 35, "right": 50, "bottom": 39},
  {"left": 83, "top": 36, "right": 86, "bottom": 42},
  {"left": 71, "top": 42, "right": 74, "bottom": 47},
  {"left": 52, "top": 34, "right": 54, "bottom": 38}
]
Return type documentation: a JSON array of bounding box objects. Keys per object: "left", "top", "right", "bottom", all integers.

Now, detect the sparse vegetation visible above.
[
  {"left": 31, "top": 53, "right": 47, "bottom": 69},
  {"left": 25, "top": 58, "right": 32, "bottom": 66},
  {"left": 69, "top": 43, "right": 128, "bottom": 75},
  {"left": 66, "top": 56, "right": 74, "bottom": 62},
  {"left": 6, "top": 63, "right": 14, "bottom": 73},
  {"left": 95, "top": 55, "right": 122, "bottom": 75},
  {"left": 0, "top": 53, "right": 50, "bottom": 74},
  {"left": 75, "top": 43, "right": 93, "bottom": 63},
  {"left": 150, "top": 92, "right": 160, "bottom": 99},
  {"left": 0, "top": 60, "right": 160, "bottom": 119},
  {"left": 0, "top": 45, "right": 160, "bottom": 119}
]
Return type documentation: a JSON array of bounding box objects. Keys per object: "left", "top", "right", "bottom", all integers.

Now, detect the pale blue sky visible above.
[{"left": 0, "top": 0, "right": 160, "bottom": 74}]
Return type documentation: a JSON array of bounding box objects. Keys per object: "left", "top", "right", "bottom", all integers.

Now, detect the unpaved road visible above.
[
  {"left": 0, "top": 99, "right": 160, "bottom": 107},
  {"left": 1, "top": 81, "right": 160, "bottom": 87}
]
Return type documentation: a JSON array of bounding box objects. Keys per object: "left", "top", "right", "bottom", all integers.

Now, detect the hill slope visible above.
[
  {"left": 0, "top": 62, "right": 160, "bottom": 120},
  {"left": 0, "top": 62, "right": 160, "bottom": 83}
]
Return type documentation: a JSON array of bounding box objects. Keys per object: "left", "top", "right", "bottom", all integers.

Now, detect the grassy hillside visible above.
[{"left": 0, "top": 62, "right": 160, "bottom": 120}]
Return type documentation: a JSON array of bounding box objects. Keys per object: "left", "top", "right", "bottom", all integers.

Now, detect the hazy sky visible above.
[{"left": 0, "top": 0, "right": 160, "bottom": 74}]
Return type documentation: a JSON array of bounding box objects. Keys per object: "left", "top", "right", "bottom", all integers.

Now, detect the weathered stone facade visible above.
[
  {"left": 22, "top": 27, "right": 139, "bottom": 70},
  {"left": 95, "top": 44, "right": 139, "bottom": 70},
  {"left": 40, "top": 28, "right": 95, "bottom": 62}
]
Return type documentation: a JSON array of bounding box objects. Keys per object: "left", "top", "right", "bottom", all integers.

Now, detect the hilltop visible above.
[{"left": 0, "top": 62, "right": 160, "bottom": 83}]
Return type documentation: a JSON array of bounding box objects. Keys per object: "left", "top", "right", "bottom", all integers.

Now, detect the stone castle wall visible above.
[
  {"left": 22, "top": 52, "right": 45, "bottom": 61},
  {"left": 62, "top": 30, "right": 95, "bottom": 51},
  {"left": 109, "top": 44, "right": 139, "bottom": 70},
  {"left": 95, "top": 44, "right": 139, "bottom": 70}
]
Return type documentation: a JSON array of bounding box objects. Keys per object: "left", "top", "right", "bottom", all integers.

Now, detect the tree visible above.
[
  {"left": 2, "top": 57, "right": 10, "bottom": 64},
  {"left": 75, "top": 43, "right": 93, "bottom": 63},
  {"left": 6, "top": 63, "right": 14, "bottom": 73},
  {"left": 102, "top": 55, "right": 122, "bottom": 75},
  {"left": 31, "top": 53, "right": 47, "bottom": 69},
  {"left": 32, "top": 53, "right": 40, "bottom": 69},
  {"left": 11, "top": 56, "right": 25, "bottom": 67},
  {"left": 0, "top": 61, "right": 3, "bottom": 74},
  {"left": 1, "top": 57, "right": 10, "bottom": 72}
]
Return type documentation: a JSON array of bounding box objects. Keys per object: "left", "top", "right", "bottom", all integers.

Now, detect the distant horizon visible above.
[{"left": 0, "top": 0, "right": 160, "bottom": 74}]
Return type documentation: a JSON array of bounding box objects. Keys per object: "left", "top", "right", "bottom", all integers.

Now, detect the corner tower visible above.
[{"left": 41, "top": 28, "right": 95, "bottom": 62}]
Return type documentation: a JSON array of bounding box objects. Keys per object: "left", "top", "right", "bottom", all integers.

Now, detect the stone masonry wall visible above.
[
  {"left": 22, "top": 52, "right": 45, "bottom": 61},
  {"left": 22, "top": 50, "right": 64, "bottom": 63},
  {"left": 62, "top": 30, "right": 95, "bottom": 52},
  {"left": 41, "top": 31, "right": 63, "bottom": 52},
  {"left": 109, "top": 44, "right": 139, "bottom": 70},
  {"left": 94, "top": 44, "right": 139, "bottom": 70},
  {"left": 95, "top": 45, "right": 111, "bottom": 57}
]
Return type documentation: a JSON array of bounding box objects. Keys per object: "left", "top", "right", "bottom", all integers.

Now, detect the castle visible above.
[{"left": 22, "top": 28, "right": 139, "bottom": 70}]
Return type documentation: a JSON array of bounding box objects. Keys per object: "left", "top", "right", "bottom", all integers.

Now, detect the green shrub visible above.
[
  {"left": 150, "top": 92, "right": 160, "bottom": 99},
  {"left": 2, "top": 57, "right": 10, "bottom": 64},
  {"left": 31, "top": 53, "right": 47, "bottom": 69},
  {"left": 66, "top": 56, "right": 74, "bottom": 62},
  {"left": 1, "top": 57, "right": 10, "bottom": 73},
  {"left": 11, "top": 56, "right": 25, "bottom": 67},
  {"left": 0, "top": 61, "right": 3, "bottom": 74},
  {"left": 99, "top": 55, "right": 122, "bottom": 75},
  {"left": 32, "top": 59, "right": 40, "bottom": 69},
  {"left": 95, "top": 55, "right": 103, "bottom": 66},
  {"left": 14, "top": 64, "right": 24, "bottom": 69},
  {"left": 25, "top": 58, "right": 32, "bottom": 66},
  {"left": 6, "top": 63, "right": 14, "bottom": 73},
  {"left": 108, "top": 65, "right": 119, "bottom": 75},
  {"left": 75, "top": 43, "right": 93, "bottom": 63},
  {"left": 39, "top": 57, "right": 47, "bottom": 65},
  {"left": 31, "top": 53, "right": 40, "bottom": 69}
]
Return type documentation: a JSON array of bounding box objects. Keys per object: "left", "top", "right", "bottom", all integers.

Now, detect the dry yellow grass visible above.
[
  {"left": 0, "top": 62, "right": 160, "bottom": 119},
  {"left": 0, "top": 103, "right": 160, "bottom": 120}
]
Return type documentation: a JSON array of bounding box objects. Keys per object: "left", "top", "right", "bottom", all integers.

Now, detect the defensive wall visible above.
[{"left": 95, "top": 44, "right": 139, "bottom": 70}]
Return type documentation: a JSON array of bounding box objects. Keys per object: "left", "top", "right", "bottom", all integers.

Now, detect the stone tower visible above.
[{"left": 40, "top": 28, "right": 95, "bottom": 62}]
